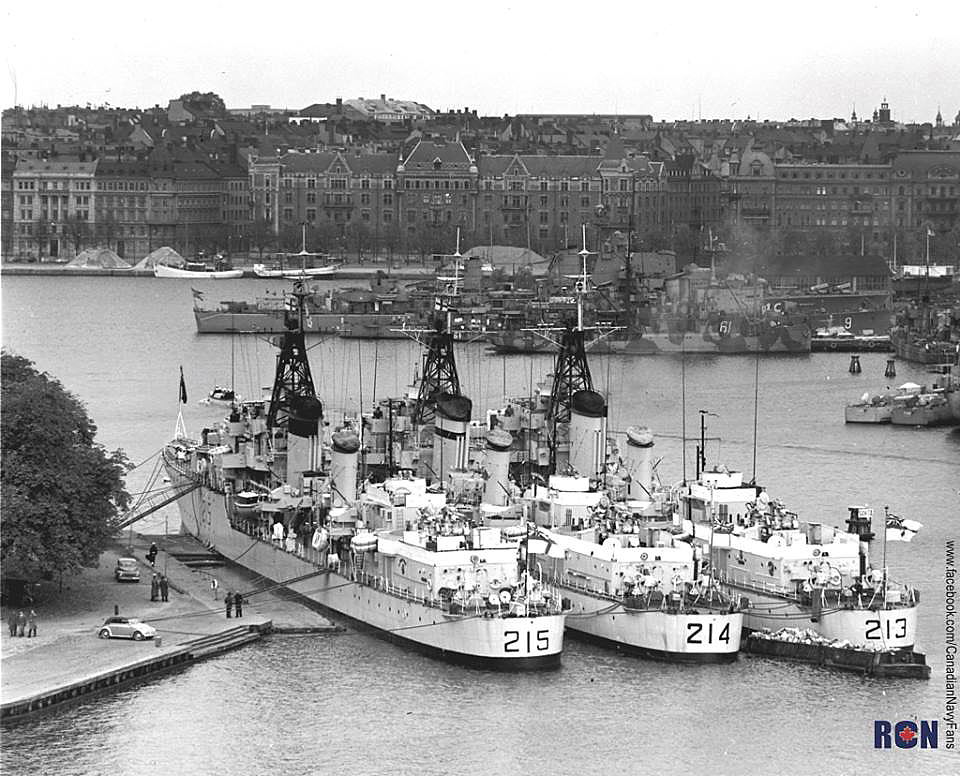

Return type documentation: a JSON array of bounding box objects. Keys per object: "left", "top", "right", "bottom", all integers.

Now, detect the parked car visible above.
[
  {"left": 97, "top": 616, "right": 156, "bottom": 641},
  {"left": 114, "top": 557, "right": 141, "bottom": 582}
]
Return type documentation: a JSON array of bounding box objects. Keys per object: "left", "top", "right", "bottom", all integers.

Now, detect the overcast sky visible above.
[{"left": 4, "top": 1, "right": 958, "bottom": 123}]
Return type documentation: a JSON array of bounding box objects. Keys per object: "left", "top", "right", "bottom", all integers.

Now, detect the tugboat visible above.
[{"left": 163, "top": 279, "right": 565, "bottom": 669}]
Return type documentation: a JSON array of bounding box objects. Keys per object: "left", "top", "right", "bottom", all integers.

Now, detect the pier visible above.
[{"left": 0, "top": 534, "right": 339, "bottom": 722}]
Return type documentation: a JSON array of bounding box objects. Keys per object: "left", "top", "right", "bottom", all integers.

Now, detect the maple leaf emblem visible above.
[{"left": 898, "top": 727, "right": 917, "bottom": 743}]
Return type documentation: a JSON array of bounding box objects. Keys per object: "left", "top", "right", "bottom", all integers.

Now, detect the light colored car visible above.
[
  {"left": 97, "top": 616, "right": 156, "bottom": 641},
  {"left": 114, "top": 557, "right": 141, "bottom": 582}
]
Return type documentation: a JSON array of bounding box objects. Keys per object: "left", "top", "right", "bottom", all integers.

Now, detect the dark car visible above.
[
  {"left": 114, "top": 557, "right": 141, "bottom": 582},
  {"left": 97, "top": 616, "right": 157, "bottom": 641}
]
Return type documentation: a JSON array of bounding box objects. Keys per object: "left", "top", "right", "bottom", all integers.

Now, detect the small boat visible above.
[
  {"left": 200, "top": 386, "right": 239, "bottom": 406},
  {"left": 253, "top": 225, "right": 342, "bottom": 277},
  {"left": 890, "top": 390, "right": 957, "bottom": 426},
  {"left": 844, "top": 392, "right": 894, "bottom": 423},
  {"left": 742, "top": 627, "right": 929, "bottom": 678},
  {"left": 252, "top": 263, "right": 341, "bottom": 278},
  {"left": 155, "top": 260, "right": 243, "bottom": 279},
  {"left": 812, "top": 328, "right": 891, "bottom": 352},
  {"left": 233, "top": 490, "right": 262, "bottom": 517}
]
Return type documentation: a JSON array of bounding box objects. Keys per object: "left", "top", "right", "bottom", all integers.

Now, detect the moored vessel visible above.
[
  {"left": 677, "top": 467, "right": 923, "bottom": 658},
  {"left": 164, "top": 279, "right": 565, "bottom": 669},
  {"left": 488, "top": 236, "right": 744, "bottom": 661}
]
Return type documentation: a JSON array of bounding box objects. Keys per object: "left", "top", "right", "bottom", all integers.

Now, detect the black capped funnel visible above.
[
  {"left": 435, "top": 392, "right": 473, "bottom": 423},
  {"left": 289, "top": 395, "right": 323, "bottom": 438},
  {"left": 571, "top": 389, "right": 605, "bottom": 418}
]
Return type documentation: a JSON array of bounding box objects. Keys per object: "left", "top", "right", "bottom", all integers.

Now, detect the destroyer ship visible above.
[
  {"left": 164, "top": 280, "right": 565, "bottom": 669},
  {"left": 671, "top": 428, "right": 926, "bottom": 676},
  {"left": 485, "top": 244, "right": 744, "bottom": 661},
  {"left": 486, "top": 262, "right": 811, "bottom": 355}
]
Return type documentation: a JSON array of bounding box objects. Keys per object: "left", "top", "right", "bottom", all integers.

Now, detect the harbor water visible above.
[{"left": 2, "top": 275, "right": 958, "bottom": 776}]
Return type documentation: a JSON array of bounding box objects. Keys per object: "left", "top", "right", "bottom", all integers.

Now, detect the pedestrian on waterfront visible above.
[
  {"left": 210, "top": 577, "right": 219, "bottom": 600},
  {"left": 7, "top": 609, "right": 17, "bottom": 637},
  {"left": 147, "top": 542, "right": 158, "bottom": 567},
  {"left": 16, "top": 610, "right": 26, "bottom": 637},
  {"left": 159, "top": 575, "right": 169, "bottom": 602},
  {"left": 234, "top": 591, "right": 243, "bottom": 618},
  {"left": 26, "top": 610, "right": 37, "bottom": 637},
  {"left": 224, "top": 591, "right": 234, "bottom": 618},
  {"left": 150, "top": 573, "right": 160, "bottom": 602}
]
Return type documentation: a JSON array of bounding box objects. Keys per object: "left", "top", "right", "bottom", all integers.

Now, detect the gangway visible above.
[{"left": 113, "top": 479, "right": 201, "bottom": 532}]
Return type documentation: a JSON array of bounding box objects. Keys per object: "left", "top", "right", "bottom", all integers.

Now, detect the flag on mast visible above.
[
  {"left": 179, "top": 366, "right": 188, "bottom": 404},
  {"left": 886, "top": 513, "right": 922, "bottom": 542}
]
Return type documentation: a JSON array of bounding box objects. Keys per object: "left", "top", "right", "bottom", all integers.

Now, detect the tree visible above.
[
  {"left": 1, "top": 352, "right": 131, "bottom": 587},
  {"left": 178, "top": 91, "right": 226, "bottom": 117},
  {"left": 248, "top": 217, "right": 275, "bottom": 259},
  {"left": 62, "top": 214, "right": 90, "bottom": 257}
]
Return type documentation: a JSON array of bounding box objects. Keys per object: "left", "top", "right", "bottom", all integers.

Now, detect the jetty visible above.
[{"left": 0, "top": 534, "right": 339, "bottom": 722}]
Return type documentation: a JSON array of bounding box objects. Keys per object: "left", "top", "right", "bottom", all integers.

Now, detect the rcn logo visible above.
[{"left": 874, "top": 720, "right": 938, "bottom": 749}]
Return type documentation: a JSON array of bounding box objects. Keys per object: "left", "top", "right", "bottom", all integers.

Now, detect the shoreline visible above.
[
  {"left": 0, "top": 264, "right": 437, "bottom": 281},
  {"left": 0, "top": 533, "right": 339, "bottom": 722}
]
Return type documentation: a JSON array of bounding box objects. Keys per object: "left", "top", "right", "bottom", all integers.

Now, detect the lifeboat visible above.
[
  {"left": 351, "top": 532, "right": 378, "bottom": 553},
  {"left": 233, "top": 490, "right": 261, "bottom": 517}
]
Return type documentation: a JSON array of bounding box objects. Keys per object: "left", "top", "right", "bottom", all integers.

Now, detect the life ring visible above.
[
  {"left": 828, "top": 568, "right": 842, "bottom": 587},
  {"left": 812, "top": 548, "right": 821, "bottom": 557},
  {"left": 490, "top": 578, "right": 502, "bottom": 589},
  {"left": 640, "top": 552, "right": 648, "bottom": 561},
  {"left": 498, "top": 588, "right": 512, "bottom": 604}
]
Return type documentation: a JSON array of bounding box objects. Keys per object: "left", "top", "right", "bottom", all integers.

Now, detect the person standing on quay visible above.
[
  {"left": 159, "top": 575, "right": 169, "bottom": 603},
  {"left": 224, "top": 591, "right": 234, "bottom": 619},
  {"left": 150, "top": 574, "right": 160, "bottom": 602},
  {"left": 7, "top": 609, "right": 17, "bottom": 637},
  {"left": 16, "top": 610, "right": 26, "bottom": 636},
  {"left": 26, "top": 610, "right": 38, "bottom": 637},
  {"left": 234, "top": 591, "right": 243, "bottom": 618}
]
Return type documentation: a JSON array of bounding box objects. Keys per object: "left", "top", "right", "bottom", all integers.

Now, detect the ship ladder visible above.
[
  {"left": 114, "top": 480, "right": 203, "bottom": 532},
  {"left": 113, "top": 451, "right": 204, "bottom": 532}
]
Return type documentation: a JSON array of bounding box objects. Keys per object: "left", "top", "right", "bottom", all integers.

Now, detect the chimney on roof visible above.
[
  {"left": 381, "top": 94, "right": 386, "bottom": 102},
  {"left": 336, "top": 97, "right": 342, "bottom": 107}
]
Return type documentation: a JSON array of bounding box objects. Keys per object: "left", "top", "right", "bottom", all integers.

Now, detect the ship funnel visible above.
[
  {"left": 330, "top": 428, "right": 361, "bottom": 506},
  {"left": 623, "top": 426, "right": 655, "bottom": 499},
  {"left": 482, "top": 427, "right": 514, "bottom": 506},
  {"left": 287, "top": 395, "right": 323, "bottom": 485},
  {"left": 568, "top": 389, "right": 605, "bottom": 479},
  {"left": 433, "top": 392, "right": 472, "bottom": 485}
]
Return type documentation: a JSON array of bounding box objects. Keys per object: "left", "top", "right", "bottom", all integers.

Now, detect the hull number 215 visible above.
[{"left": 504, "top": 630, "right": 550, "bottom": 652}]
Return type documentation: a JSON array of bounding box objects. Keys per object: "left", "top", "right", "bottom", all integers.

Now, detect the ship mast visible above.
[
  {"left": 412, "top": 227, "right": 463, "bottom": 429},
  {"left": 267, "top": 279, "right": 320, "bottom": 430},
  {"left": 546, "top": 225, "right": 595, "bottom": 472}
]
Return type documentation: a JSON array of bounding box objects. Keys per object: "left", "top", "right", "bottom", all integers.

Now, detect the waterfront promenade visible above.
[
  {"left": 0, "top": 534, "right": 337, "bottom": 719},
  {"left": 0, "top": 259, "right": 438, "bottom": 281}
]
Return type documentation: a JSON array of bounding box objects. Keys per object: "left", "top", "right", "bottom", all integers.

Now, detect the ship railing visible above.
[
  {"left": 718, "top": 569, "right": 918, "bottom": 611},
  {"left": 557, "top": 573, "right": 727, "bottom": 614}
]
